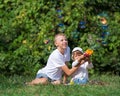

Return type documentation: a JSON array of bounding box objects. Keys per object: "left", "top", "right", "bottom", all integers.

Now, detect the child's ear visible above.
[
  {"left": 71, "top": 55, "right": 74, "bottom": 60},
  {"left": 54, "top": 42, "right": 58, "bottom": 47}
]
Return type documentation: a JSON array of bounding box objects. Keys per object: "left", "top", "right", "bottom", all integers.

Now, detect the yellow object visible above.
[
  {"left": 48, "top": 46, "right": 51, "bottom": 51},
  {"left": 85, "top": 49, "right": 93, "bottom": 56},
  {"left": 22, "top": 40, "right": 27, "bottom": 44},
  {"left": 70, "top": 79, "right": 74, "bottom": 85}
]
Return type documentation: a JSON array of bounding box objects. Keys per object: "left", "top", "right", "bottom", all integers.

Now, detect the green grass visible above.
[{"left": 0, "top": 74, "right": 120, "bottom": 96}]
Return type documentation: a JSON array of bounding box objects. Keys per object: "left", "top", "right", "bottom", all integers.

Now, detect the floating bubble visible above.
[
  {"left": 101, "top": 25, "right": 108, "bottom": 30},
  {"left": 56, "top": 9, "right": 62, "bottom": 13},
  {"left": 79, "top": 21, "right": 86, "bottom": 29},
  {"left": 101, "top": 41, "right": 107, "bottom": 46},
  {"left": 56, "top": 9, "right": 63, "bottom": 19},
  {"left": 58, "top": 23, "right": 65, "bottom": 32},
  {"left": 71, "top": 30, "right": 80, "bottom": 39},
  {"left": 101, "top": 31, "right": 110, "bottom": 39},
  {"left": 100, "top": 17, "right": 107, "bottom": 24},
  {"left": 44, "top": 39, "right": 50, "bottom": 44}
]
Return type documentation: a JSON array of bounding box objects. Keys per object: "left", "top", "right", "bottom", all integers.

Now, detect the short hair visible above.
[{"left": 54, "top": 33, "right": 66, "bottom": 43}]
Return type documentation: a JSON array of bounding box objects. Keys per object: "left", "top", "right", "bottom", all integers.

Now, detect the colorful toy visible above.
[
  {"left": 69, "top": 79, "right": 74, "bottom": 85},
  {"left": 84, "top": 49, "right": 94, "bottom": 57}
]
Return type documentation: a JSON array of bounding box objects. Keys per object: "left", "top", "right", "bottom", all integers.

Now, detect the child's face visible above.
[
  {"left": 55, "top": 35, "right": 68, "bottom": 50},
  {"left": 72, "top": 51, "right": 83, "bottom": 60}
]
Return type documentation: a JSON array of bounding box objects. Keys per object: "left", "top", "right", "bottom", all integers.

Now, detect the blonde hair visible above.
[{"left": 54, "top": 33, "right": 66, "bottom": 43}]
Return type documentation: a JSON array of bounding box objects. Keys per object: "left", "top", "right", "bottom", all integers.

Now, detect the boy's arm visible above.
[
  {"left": 61, "top": 55, "right": 85, "bottom": 76},
  {"left": 72, "top": 56, "right": 85, "bottom": 67}
]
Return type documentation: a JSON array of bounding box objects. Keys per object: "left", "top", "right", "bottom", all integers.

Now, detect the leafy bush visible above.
[{"left": 0, "top": 0, "right": 120, "bottom": 75}]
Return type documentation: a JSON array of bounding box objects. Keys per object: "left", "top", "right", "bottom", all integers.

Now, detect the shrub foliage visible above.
[{"left": 0, "top": 0, "right": 120, "bottom": 75}]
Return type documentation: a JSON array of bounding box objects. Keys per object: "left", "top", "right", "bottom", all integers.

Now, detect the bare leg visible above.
[
  {"left": 26, "top": 78, "right": 48, "bottom": 85},
  {"left": 62, "top": 73, "right": 68, "bottom": 84}
]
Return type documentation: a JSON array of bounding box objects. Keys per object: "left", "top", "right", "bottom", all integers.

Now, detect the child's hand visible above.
[
  {"left": 81, "top": 60, "right": 85, "bottom": 64},
  {"left": 85, "top": 56, "right": 90, "bottom": 61},
  {"left": 85, "top": 56, "right": 92, "bottom": 64}
]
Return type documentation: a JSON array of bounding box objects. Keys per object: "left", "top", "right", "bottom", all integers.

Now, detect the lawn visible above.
[{"left": 0, "top": 74, "right": 120, "bottom": 96}]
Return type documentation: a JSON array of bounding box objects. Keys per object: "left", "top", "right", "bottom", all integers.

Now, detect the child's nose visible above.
[{"left": 64, "top": 40, "right": 68, "bottom": 42}]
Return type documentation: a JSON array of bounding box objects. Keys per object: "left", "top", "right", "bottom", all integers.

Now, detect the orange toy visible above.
[{"left": 84, "top": 49, "right": 94, "bottom": 57}]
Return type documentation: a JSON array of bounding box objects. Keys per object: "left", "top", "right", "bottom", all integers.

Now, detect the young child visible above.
[
  {"left": 26, "top": 33, "right": 85, "bottom": 85},
  {"left": 70, "top": 47, "right": 94, "bottom": 85}
]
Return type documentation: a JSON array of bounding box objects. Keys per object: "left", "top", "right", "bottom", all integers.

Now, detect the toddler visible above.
[{"left": 70, "top": 47, "right": 94, "bottom": 85}]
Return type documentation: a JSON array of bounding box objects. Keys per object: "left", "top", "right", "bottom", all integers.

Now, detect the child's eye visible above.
[
  {"left": 63, "top": 39, "right": 67, "bottom": 41},
  {"left": 60, "top": 39, "right": 67, "bottom": 42}
]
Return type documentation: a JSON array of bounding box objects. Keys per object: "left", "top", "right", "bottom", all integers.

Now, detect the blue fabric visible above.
[
  {"left": 36, "top": 73, "right": 48, "bottom": 78},
  {"left": 73, "top": 78, "right": 88, "bottom": 84},
  {"left": 36, "top": 73, "right": 55, "bottom": 82}
]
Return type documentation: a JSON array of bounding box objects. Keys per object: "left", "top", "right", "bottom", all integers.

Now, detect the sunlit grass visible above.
[{"left": 0, "top": 74, "right": 120, "bottom": 96}]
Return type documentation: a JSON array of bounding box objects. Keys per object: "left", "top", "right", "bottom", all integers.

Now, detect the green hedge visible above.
[{"left": 0, "top": 0, "right": 120, "bottom": 75}]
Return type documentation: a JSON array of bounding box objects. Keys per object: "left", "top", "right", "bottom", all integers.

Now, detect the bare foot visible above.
[{"left": 25, "top": 82, "right": 34, "bottom": 86}]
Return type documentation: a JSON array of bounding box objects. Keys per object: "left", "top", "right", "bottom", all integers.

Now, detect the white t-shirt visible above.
[
  {"left": 37, "top": 47, "right": 70, "bottom": 80},
  {"left": 71, "top": 62, "right": 93, "bottom": 80}
]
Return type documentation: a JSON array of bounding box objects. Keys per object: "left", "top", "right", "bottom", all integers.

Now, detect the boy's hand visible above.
[
  {"left": 72, "top": 55, "right": 85, "bottom": 67},
  {"left": 77, "top": 55, "right": 85, "bottom": 62}
]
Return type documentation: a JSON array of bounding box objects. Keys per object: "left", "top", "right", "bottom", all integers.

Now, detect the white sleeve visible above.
[
  {"left": 86, "top": 62, "right": 94, "bottom": 69},
  {"left": 72, "top": 60, "right": 79, "bottom": 67}
]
